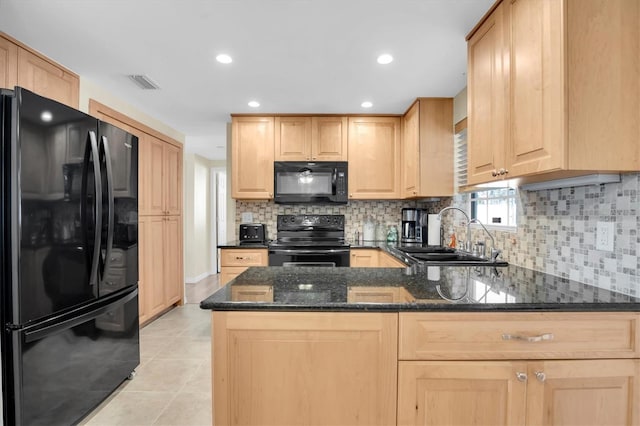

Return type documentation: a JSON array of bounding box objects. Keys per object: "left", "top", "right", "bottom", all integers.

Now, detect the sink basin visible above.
[
  {"left": 396, "top": 246, "right": 456, "bottom": 254},
  {"left": 397, "top": 247, "right": 508, "bottom": 267}
]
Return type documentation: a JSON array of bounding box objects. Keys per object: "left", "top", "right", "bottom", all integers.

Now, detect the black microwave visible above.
[{"left": 274, "top": 161, "right": 348, "bottom": 204}]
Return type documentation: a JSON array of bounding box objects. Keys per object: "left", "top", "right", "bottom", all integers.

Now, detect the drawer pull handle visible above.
[
  {"left": 235, "top": 256, "right": 245, "bottom": 260},
  {"left": 516, "top": 372, "right": 527, "bottom": 382},
  {"left": 534, "top": 371, "right": 546, "bottom": 382},
  {"left": 502, "top": 333, "right": 554, "bottom": 343}
]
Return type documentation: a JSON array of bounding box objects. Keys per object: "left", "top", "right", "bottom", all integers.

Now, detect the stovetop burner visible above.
[{"left": 271, "top": 214, "right": 347, "bottom": 248}]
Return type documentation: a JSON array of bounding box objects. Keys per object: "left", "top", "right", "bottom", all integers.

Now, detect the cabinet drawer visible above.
[
  {"left": 220, "top": 267, "right": 248, "bottom": 286},
  {"left": 399, "top": 312, "right": 640, "bottom": 360},
  {"left": 220, "top": 249, "right": 267, "bottom": 267}
]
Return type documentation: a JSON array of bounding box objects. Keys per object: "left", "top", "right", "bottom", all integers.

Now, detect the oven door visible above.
[{"left": 268, "top": 248, "right": 350, "bottom": 267}]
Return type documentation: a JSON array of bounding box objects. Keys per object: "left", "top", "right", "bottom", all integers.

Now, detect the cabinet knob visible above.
[
  {"left": 349, "top": 194, "right": 353, "bottom": 198},
  {"left": 312, "top": 157, "right": 316, "bottom": 160},
  {"left": 491, "top": 170, "right": 498, "bottom": 177},
  {"left": 516, "top": 372, "right": 528, "bottom": 382},
  {"left": 534, "top": 371, "right": 546, "bottom": 382}
]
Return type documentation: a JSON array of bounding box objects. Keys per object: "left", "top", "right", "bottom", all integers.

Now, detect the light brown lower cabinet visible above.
[
  {"left": 212, "top": 311, "right": 398, "bottom": 426},
  {"left": 350, "top": 248, "right": 406, "bottom": 268},
  {"left": 138, "top": 215, "right": 182, "bottom": 324},
  {"left": 212, "top": 311, "right": 640, "bottom": 425},
  {"left": 398, "top": 359, "right": 639, "bottom": 426},
  {"left": 219, "top": 248, "right": 268, "bottom": 286}
]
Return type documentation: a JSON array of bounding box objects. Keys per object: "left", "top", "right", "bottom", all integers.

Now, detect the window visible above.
[{"left": 470, "top": 188, "right": 517, "bottom": 228}]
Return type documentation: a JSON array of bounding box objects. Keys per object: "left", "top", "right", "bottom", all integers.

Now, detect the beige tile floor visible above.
[{"left": 81, "top": 275, "right": 221, "bottom": 426}]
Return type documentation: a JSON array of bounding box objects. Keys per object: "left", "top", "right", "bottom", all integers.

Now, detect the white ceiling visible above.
[{"left": 0, "top": 0, "right": 493, "bottom": 160}]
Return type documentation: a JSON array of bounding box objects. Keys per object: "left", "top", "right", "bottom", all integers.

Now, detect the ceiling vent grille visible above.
[{"left": 128, "top": 74, "right": 160, "bottom": 90}]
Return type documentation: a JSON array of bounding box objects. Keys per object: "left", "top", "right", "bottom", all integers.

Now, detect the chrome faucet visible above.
[
  {"left": 468, "top": 218, "right": 502, "bottom": 261},
  {"left": 436, "top": 206, "right": 471, "bottom": 251}
]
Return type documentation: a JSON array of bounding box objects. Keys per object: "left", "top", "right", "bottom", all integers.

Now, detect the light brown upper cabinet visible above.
[
  {"left": 467, "top": 0, "right": 640, "bottom": 185},
  {"left": 231, "top": 116, "right": 275, "bottom": 199},
  {"left": 0, "top": 35, "right": 18, "bottom": 89},
  {"left": 1, "top": 33, "right": 79, "bottom": 109},
  {"left": 311, "top": 116, "right": 348, "bottom": 161},
  {"left": 274, "top": 116, "right": 347, "bottom": 161},
  {"left": 402, "top": 98, "right": 454, "bottom": 197},
  {"left": 138, "top": 133, "right": 182, "bottom": 216},
  {"left": 348, "top": 117, "right": 401, "bottom": 199},
  {"left": 466, "top": 2, "right": 507, "bottom": 185}
]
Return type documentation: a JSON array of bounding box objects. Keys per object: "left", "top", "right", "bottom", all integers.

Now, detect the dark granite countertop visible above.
[
  {"left": 218, "top": 241, "right": 269, "bottom": 249},
  {"left": 200, "top": 264, "right": 640, "bottom": 312}
]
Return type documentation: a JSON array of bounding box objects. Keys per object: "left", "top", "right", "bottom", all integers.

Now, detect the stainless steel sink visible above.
[{"left": 396, "top": 246, "right": 508, "bottom": 267}]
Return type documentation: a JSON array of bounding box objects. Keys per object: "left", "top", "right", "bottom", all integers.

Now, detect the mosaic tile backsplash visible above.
[
  {"left": 235, "top": 173, "right": 639, "bottom": 296},
  {"left": 235, "top": 199, "right": 450, "bottom": 244},
  {"left": 447, "top": 173, "right": 639, "bottom": 297}
]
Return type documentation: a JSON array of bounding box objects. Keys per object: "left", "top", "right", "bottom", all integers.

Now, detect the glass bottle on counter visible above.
[{"left": 386, "top": 225, "right": 398, "bottom": 243}]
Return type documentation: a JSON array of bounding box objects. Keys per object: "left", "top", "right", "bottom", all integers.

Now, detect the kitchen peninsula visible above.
[{"left": 201, "top": 265, "right": 640, "bottom": 426}]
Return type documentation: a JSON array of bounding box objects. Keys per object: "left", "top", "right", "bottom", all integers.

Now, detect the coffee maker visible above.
[{"left": 401, "top": 208, "right": 427, "bottom": 244}]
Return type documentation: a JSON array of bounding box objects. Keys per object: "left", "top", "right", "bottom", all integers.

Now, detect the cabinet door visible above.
[
  {"left": 146, "top": 135, "right": 165, "bottom": 215},
  {"left": 467, "top": 2, "right": 507, "bottom": 185},
  {"left": 163, "top": 216, "right": 182, "bottom": 305},
  {"left": 350, "top": 249, "right": 379, "bottom": 267},
  {"left": 526, "top": 359, "right": 640, "bottom": 426},
  {"left": 231, "top": 117, "right": 275, "bottom": 199},
  {"left": 505, "top": 0, "right": 564, "bottom": 176},
  {"left": 140, "top": 216, "right": 165, "bottom": 320},
  {"left": 0, "top": 35, "right": 18, "bottom": 89},
  {"left": 347, "top": 117, "right": 401, "bottom": 199},
  {"left": 402, "top": 102, "right": 420, "bottom": 197},
  {"left": 311, "top": 116, "right": 347, "bottom": 161},
  {"left": 213, "top": 311, "right": 398, "bottom": 426},
  {"left": 17, "top": 48, "right": 79, "bottom": 108},
  {"left": 220, "top": 266, "right": 248, "bottom": 286},
  {"left": 164, "top": 143, "right": 182, "bottom": 215},
  {"left": 274, "top": 116, "right": 312, "bottom": 161},
  {"left": 397, "top": 361, "right": 527, "bottom": 426}
]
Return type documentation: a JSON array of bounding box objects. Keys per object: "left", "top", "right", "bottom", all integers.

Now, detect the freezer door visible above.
[
  {"left": 9, "top": 88, "right": 102, "bottom": 325},
  {"left": 97, "top": 121, "right": 138, "bottom": 297},
  {"left": 5, "top": 288, "right": 139, "bottom": 425}
]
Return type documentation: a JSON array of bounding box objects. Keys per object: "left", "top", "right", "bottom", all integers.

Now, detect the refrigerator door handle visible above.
[
  {"left": 100, "top": 135, "right": 114, "bottom": 281},
  {"left": 23, "top": 288, "right": 137, "bottom": 343},
  {"left": 89, "top": 131, "right": 102, "bottom": 286}
]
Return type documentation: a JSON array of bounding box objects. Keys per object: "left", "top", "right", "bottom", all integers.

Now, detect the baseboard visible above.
[{"left": 185, "top": 271, "right": 215, "bottom": 284}]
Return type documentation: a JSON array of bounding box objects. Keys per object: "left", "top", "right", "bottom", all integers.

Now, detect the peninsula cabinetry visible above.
[
  {"left": 213, "top": 311, "right": 398, "bottom": 426},
  {"left": 1, "top": 32, "right": 79, "bottom": 108},
  {"left": 231, "top": 116, "right": 275, "bottom": 199},
  {"left": 397, "top": 312, "right": 640, "bottom": 426},
  {"left": 348, "top": 117, "right": 401, "bottom": 199},
  {"left": 402, "top": 98, "right": 454, "bottom": 197},
  {"left": 467, "top": 0, "right": 640, "bottom": 185}
]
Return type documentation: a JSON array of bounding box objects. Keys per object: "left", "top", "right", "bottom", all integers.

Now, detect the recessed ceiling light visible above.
[
  {"left": 216, "top": 54, "right": 233, "bottom": 64},
  {"left": 248, "top": 100, "right": 260, "bottom": 108},
  {"left": 361, "top": 101, "right": 373, "bottom": 108},
  {"left": 377, "top": 54, "right": 393, "bottom": 65},
  {"left": 40, "top": 111, "right": 53, "bottom": 122}
]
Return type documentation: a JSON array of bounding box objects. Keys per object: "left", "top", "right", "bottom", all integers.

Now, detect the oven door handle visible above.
[{"left": 269, "top": 248, "right": 350, "bottom": 255}]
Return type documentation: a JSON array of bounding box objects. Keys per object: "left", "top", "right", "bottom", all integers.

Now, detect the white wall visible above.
[{"left": 184, "top": 152, "right": 228, "bottom": 282}]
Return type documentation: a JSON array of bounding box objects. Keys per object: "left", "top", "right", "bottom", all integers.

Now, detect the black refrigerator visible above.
[{"left": 0, "top": 87, "right": 140, "bottom": 425}]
